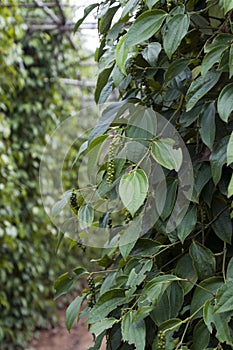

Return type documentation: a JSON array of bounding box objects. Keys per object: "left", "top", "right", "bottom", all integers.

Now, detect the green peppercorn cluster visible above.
[
  {"left": 87, "top": 275, "right": 96, "bottom": 308},
  {"left": 129, "top": 57, "right": 137, "bottom": 85},
  {"left": 107, "top": 137, "right": 116, "bottom": 184},
  {"left": 70, "top": 188, "right": 79, "bottom": 214},
  {"left": 158, "top": 331, "right": 166, "bottom": 350},
  {"left": 124, "top": 210, "right": 132, "bottom": 224},
  {"left": 141, "top": 68, "right": 153, "bottom": 107},
  {"left": 166, "top": 0, "right": 172, "bottom": 10}
]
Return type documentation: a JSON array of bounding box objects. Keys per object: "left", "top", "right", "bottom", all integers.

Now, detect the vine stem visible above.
[
  {"left": 175, "top": 320, "right": 190, "bottom": 350},
  {"left": 222, "top": 241, "right": 227, "bottom": 283},
  {"left": 163, "top": 304, "right": 205, "bottom": 334}
]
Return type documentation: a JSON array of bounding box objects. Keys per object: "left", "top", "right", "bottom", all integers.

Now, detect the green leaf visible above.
[
  {"left": 163, "top": 14, "right": 190, "bottom": 59},
  {"left": 227, "top": 131, "right": 233, "bottom": 165},
  {"left": 89, "top": 101, "right": 126, "bottom": 142},
  {"left": 74, "top": 3, "right": 99, "bottom": 32},
  {"left": 164, "top": 58, "right": 190, "bottom": 84},
  {"left": 175, "top": 254, "right": 198, "bottom": 295},
  {"left": 228, "top": 173, "right": 233, "bottom": 198},
  {"left": 66, "top": 294, "right": 86, "bottom": 331},
  {"left": 115, "top": 34, "right": 129, "bottom": 75},
  {"left": 217, "top": 83, "right": 233, "bottom": 122},
  {"left": 192, "top": 163, "right": 212, "bottom": 203},
  {"left": 204, "top": 299, "right": 233, "bottom": 346},
  {"left": 201, "top": 45, "right": 227, "bottom": 76},
  {"left": 119, "top": 217, "right": 142, "bottom": 259},
  {"left": 161, "top": 178, "right": 178, "bottom": 220},
  {"left": 192, "top": 320, "right": 210, "bottom": 350},
  {"left": 138, "top": 275, "right": 180, "bottom": 307},
  {"left": 125, "top": 10, "right": 167, "bottom": 47},
  {"left": 99, "top": 5, "right": 120, "bottom": 35},
  {"left": 211, "top": 197, "right": 232, "bottom": 243},
  {"left": 54, "top": 272, "right": 75, "bottom": 299},
  {"left": 229, "top": 44, "right": 233, "bottom": 78},
  {"left": 215, "top": 280, "right": 233, "bottom": 313},
  {"left": 190, "top": 277, "right": 223, "bottom": 319},
  {"left": 189, "top": 242, "right": 216, "bottom": 280},
  {"left": 151, "top": 138, "right": 183, "bottom": 172},
  {"left": 210, "top": 136, "right": 228, "bottom": 185},
  {"left": 121, "top": 311, "right": 146, "bottom": 350},
  {"left": 88, "top": 289, "right": 125, "bottom": 323},
  {"left": 177, "top": 206, "right": 197, "bottom": 243},
  {"left": 151, "top": 282, "right": 184, "bottom": 325},
  {"left": 121, "top": 0, "right": 140, "bottom": 18},
  {"left": 226, "top": 257, "right": 233, "bottom": 280},
  {"left": 95, "top": 66, "right": 113, "bottom": 103},
  {"left": 119, "top": 169, "right": 149, "bottom": 216},
  {"left": 78, "top": 204, "right": 94, "bottom": 230},
  {"left": 146, "top": 0, "right": 160, "bottom": 10},
  {"left": 142, "top": 42, "right": 161, "bottom": 66},
  {"left": 51, "top": 190, "right": 71, "bottom": 216},
  {"left": 199, "top": 102, "right": 216, "bottom": 150},
  {"left": 90, "top": 318, "right": 117, "bottom": 337},
  {"left": 186, "top": 72, "right": 220, "bottom": 111},
  {"left": 219, "top": 0, "right": 233, "bottom": 14}
]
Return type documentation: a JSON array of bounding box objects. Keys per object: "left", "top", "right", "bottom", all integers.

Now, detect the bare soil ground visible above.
[{"left": 29, "top": 309, "right": 105, "bottom": 350}]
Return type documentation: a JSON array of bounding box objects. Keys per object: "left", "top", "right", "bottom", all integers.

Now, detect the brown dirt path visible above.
[{"left": 29, "top": 309, "right": 106, "bottom": 350}]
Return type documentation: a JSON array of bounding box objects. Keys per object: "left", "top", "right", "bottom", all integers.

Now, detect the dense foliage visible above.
[
  {"left": 58, "top": 0, "right": 233, "bottom": 349},
  {"left": 0, "top": 1, "right": 92, "bottom": 348}
]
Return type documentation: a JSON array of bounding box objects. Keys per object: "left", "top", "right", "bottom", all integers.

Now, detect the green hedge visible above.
[{"left": 0, "top": 2, "right": 88, "bottom": 348}]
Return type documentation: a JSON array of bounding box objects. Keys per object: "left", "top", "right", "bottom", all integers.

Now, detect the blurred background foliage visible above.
[{"left": 0, "top": 1, "right": 96, "bottom": 348}]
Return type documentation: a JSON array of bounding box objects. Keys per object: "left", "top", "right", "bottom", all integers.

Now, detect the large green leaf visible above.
[
  {"left": 95, "top": 66, "right": 113, "bottom": 103},
  {"left": 177, "top": 206, "right": 197, "bottom": 243},
  {"left": 190, "top": 277, "right": 223, "bottom": 318},
  {"left": 186, "top": 72, "right": 220, "bottom": 111},
  {"left": 226, "top": 257, "right": 233, "bottom": 281},
  {"left": 217, "top": 83, "right": 233, "bottom": 122},
  {"left": 66, "top": 294, "right": 86, "bottom": 331},
  {"left": 175, "top": 254, "right": 198, "bottom": 295},
  {"left": 201, "top": 45, "right": 227, "bottom": 76},
  {"left": 164, "top": 58, "right": 190, "bottom": 84},
  {"left": 199, "top": 102, "right": 216, "bottom": 150},
  {"left": 192, "top": 320, "right": 210, "bottom": 350},
  {"left": 142, "top": 42, "right": 161, "bottom": 66},
  {"left": 215, "top": 280, "right": 233, "bottom": 313},
  {"left": 210, "top": 136, "right": 228, "bottom": 185},
  {"left": 88, "top": 101, "right": 126, "bottom": 142},
  {"left": 150, "top": 282, "right": 184, "bottom": 325},
  {"left": 121, "top": 0, "right": 140, "bottom": 18},
  {"left": 228, "top": 173, "right": 233, "bottom": 198},
  {"left": 90, "top": 317, "right": 117, "bottom": 337},
  {"left": 125, "top": 10, "right": 167, "bottom": 47},
  {"left": 121, "top": 311, "right": 146, "bottom": 350},
  {"left": 189, "top": 242, "right": 216, "bottom": 280},
  {"left": 204, "top": 299, "right": 233, "bottom": 346},
  {"left": 138, "top": 275, "right": 180, "bottom": 307},
  {"left": 227, "top": 131, "right": 233, "bottom": 166},
  {"left": 151, "top": 138, "right": 183, "bottom": 172},
  {"left": 229, "top": 43, "right": 233, "bottom": 78},
  {"left": 219, "top": 0, "right": 233, "bottom": 14},
  {"left": 54, "top": 272, "right": 75, "bottom": 299},
  {"left": 146, "top": 0, "right": 160, "bottom": 10},
  {"left": 74, "top": 3, "right": 99, "bottom": 32},
  {"left": 78, "top": 204, "right": 94, "bottom": 230},
  {"left": 115, "top": 34, "right": 129, "bottom": 75},
  {"left": 119, "top": 169, "right": 149, "bottom": 216},
  {"left": 119, "top": 217, "right": 142, "bottom": 259},
  {"left": 211, "top": 197, "right": 232, "bottom": 243},
  {"left": 163, "top": 14, "right": 190, "bottom": 59},
  {"left": 88, "top": 289, "right": 125, "bottom": 323}
]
